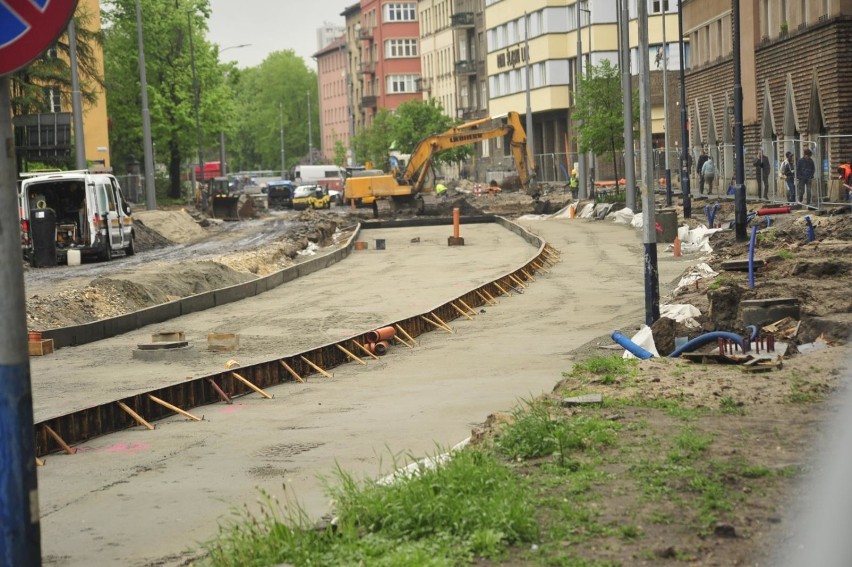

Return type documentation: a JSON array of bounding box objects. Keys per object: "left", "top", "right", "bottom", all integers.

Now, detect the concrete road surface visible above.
[{"left": 37, "top": 219, "right": 692, "bottom": 566}]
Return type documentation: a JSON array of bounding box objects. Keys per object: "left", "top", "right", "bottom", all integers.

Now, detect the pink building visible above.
[
  {"left": 359, "top": 0, "right": 422, "bottom": 126},
  {"left": 315, "top": 36, "right": 351, "bottom": 163}
]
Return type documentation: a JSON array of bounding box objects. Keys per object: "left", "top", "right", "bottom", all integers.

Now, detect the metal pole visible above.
[
  {"left": 677, "top": 0, "right": 692, "bottom": 218},
  {"left": 576, "top": 4, "right": 587, "bottom": 199},
  {"left": 524, "top": 12, "right": 535, "bottom": 171},
  {"left": 219, "top": 131, "right": 226, "bottom": 176},
  {"left": 0, "top": 75, "right": 42, "bottom": 567},
  {"left": 639, "top": 0, "right": 660, "bottom": 325},
  {"left": 136, "top": 0, "right": 157, "bottom": 210},
  {"left": 662, "top": 8, "right": 672, "bottom": 207},
  {"left": 188, "top": 13, "right": 205, "bottom": 209},
  {"left": 307, "top": 90, "right": 313, "bottom": 165},
  {"left": 732, "top": 0, "right": 747, "bottom": 241},
  {"left": 68, "top": 20, "right": 86, "bottom": 170},
  {"left": 344, "top": 46, "right": 355, "bottom": 167},
  {"left": 619, "top": 0, "right": 636, "bottom": 212},
  {"left": 279, "top": 102, "right": 286, "bottom": 178}
]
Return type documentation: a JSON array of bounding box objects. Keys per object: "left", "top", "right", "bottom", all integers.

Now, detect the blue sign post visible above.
[{"left": 1, "top": 1, "right": 79, "bottom": 564}]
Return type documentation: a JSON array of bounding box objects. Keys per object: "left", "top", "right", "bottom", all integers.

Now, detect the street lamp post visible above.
[
  {"left": 677, "top": 0, "right": 692, "bottom": 218},
  {"left": 135, "top": 0, "right": 157, "bottom": 210},
  {"left": 575, "top": 3, "right": 588, "bottom": 199},
  {"left": 187, "top": 13, "right": 205, "bottom": 210},
  {"left": 280, "top": 102, "right": 286, "bottom": 179},
  {"left": 307, "top": 90, "right": 313, "bottom": 165}
]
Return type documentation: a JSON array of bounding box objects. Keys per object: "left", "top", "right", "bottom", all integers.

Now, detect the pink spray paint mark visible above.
[
  {"left": 100, "top": 442, "right": 152, "bottom": 454},
  {"left": 220, "top": 404, "right": 246, "bottom": 414}
]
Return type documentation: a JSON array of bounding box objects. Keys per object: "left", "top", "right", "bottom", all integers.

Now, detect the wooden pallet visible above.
[{"left": 28, "top": 339, "right": 54, "bottom": 356}]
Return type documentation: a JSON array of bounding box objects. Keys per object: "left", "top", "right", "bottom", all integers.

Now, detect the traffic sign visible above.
[{"left": 0, "top": 0, "right": 79, "bottom": 76}]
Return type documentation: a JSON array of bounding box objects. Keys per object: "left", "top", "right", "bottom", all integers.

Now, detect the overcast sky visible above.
[{"left": 207, "top": 0, "right": 353, "bottom": 69}]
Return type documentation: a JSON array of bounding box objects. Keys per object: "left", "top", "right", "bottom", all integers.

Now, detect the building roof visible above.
[
  {"left": 340, "top": 2, "right": 360, "bottom": 17},
  {"left": 313, "top": 35, "right": 346, "bottom": 59}
]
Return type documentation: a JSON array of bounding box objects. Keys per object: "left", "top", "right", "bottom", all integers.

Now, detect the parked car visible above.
[
  {"left": 267, "top": 180, "right": 296, "bottom": 209},
  {"left": 292, "top": 185, "right": 330, "bottom": 210}
]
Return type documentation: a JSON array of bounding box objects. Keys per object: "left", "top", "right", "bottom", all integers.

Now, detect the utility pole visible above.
[
  {"left": 575, "top": 4, "right": 587, "bottom": 199},
  {"left": 307, "top": 90, "right": 313, "bottom": 165},
  {"left": 662, "top": 8, "right": 672, "bottom": 207},
  {"left": 0, "top": 75, "right": 42, "bottom": 566},
  {"left": 68, "top": 20, "right": 86, "bottom": 170},
  {"left": 639, "top": 0, "right": 661, "bottom": 325},
  {"left": 618, "top": 0, "right": 636, "bottom": 212},
  {"left": 732, "top": 0, "right": 747, "bottom": 241},
  {"left": 677, "top": 0, "right": 692, "bottom": 218},
  {"left": 188, "top": 13, "right": 205, "bottom": 209},
  {"left": 279, "top": 102, "right": 286, "bottom": 179},
  {"left": 135, "top": 0, "right": 157, "bottom": 210},
  {"left": 524, "top": 12, "right": 535, "bottom": 186}
]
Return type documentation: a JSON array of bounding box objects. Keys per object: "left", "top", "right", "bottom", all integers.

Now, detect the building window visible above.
[
  {"left": 651, "top": 0, "right": 670, "bottom": 13},
  {"left": 386, "top": 74, "right": 419, "bottom": 93},
  {"left": 44, "top": 87, "right": 61, "bottom": 113},
  {"left": 385, "top": 39, "right": 418, "bottom": 58},
  {"left": 384, "top": 3, "right": 416, "bottom": 22}
]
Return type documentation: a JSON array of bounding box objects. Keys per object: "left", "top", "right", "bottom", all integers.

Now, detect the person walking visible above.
[
  {"left": 700, "top": 154, "right": 717, "bottom": 195},
  {"left": 796, "top": 148, "right": 816, "bottom": 205},
  {"left": 696, "top": 149, "right": 709, "bottom": 195},
  {"left": 754, "top": 149, "right": 771, "bottom": 199},
  {"left": 568, "top": 169, "right": 579, "bottom": 199},
  {"left": 781, "top": 151, "right": 796, "bottom": 203}
]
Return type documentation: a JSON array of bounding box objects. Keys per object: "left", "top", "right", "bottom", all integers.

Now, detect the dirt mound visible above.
[
  {"left": 133, "top": 219, "right": 174, "bottom": 252},
  {"left": 133, "top": 209, "right": 208, "bottom": 244}
]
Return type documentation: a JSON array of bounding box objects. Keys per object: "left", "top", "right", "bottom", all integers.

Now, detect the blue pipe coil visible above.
[
  {"left": 669, "top": 331, "right": 747, "bottom": 358},
  {"left": 745, "top": 325, "right": 760, "bottom": 341},
  {"left": 611, "top": 331, "right": 655, "bottom": 359}
]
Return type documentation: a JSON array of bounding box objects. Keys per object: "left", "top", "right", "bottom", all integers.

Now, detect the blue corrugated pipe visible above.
[
  {"left": 805, "top": 215, "right": 815, "bottom": 242},
  {"left": 746, "top": 325, "right": 760, "bottom": 341},
  {"left": 612, "top": 330, "right": 749, "bottom": 359},
  {"left": 611, "top": 331, "right": 655, "bottom": 359}
]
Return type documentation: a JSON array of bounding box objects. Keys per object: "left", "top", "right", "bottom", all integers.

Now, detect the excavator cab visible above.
[{"left": 209, "top": 177, "right": 240, "bottom": 220}]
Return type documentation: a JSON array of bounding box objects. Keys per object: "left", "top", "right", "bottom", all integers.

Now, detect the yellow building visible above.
[{"left": 78, "top": 0, "right": 111, "bottom": 169}]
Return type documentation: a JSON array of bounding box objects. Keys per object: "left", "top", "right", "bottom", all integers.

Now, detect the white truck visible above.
[{"left": 19, "top": 169, "right": 135, "bottom": 266}]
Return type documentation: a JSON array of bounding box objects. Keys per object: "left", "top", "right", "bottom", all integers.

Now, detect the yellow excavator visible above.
[{"left": 344, "top": 111, "right": 535, "bottom": 216}]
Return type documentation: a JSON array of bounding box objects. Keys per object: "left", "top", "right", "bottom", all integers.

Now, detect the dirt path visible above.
[{"left": 35, "top": 217, "right": 692, "bottom": 566}]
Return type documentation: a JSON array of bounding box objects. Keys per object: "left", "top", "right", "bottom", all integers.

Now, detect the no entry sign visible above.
[{"left": 0, "top": 0, "right": 79, "bottom": 76}]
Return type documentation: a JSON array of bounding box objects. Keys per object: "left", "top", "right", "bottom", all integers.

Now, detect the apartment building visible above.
[
  {"left": 341, "top": 3, "right": 366, "bottom": 135},
  {"left": 358, "top": 0, "right": 423, "bottom": 126},
  {"left": 683, "top": 0, "right": 852, "bottom": 200},
  {"left": 418, "top": 0, "right": 457, "bottom": 119},
  {"left": 314, "top": 37, "right": 352, "bottom": 163}
]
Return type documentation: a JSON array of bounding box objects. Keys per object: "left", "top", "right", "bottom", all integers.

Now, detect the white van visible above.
[
  {"left": 292, "top": 165, "right": 345, "bottom": 186},
  {"left": 19, "top": 169, "right": 135, "bottom": 264}
]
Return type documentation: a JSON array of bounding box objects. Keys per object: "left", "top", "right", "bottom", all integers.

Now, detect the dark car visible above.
[{"left": 267, "top": 180, "right": 296, "bottom": 209}]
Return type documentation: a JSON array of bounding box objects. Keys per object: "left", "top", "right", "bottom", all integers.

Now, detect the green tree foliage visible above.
[
  {"left": 103, "top": 0, "right": 234, "bottom": 198},
  {"left": 10, "top": 7, "right": 104, "bottom": 117},
  {"left": 353, "top": 99, "right": 472, "bottom": 171},
  {"left": 333, "top": 139, "right": 347, "bottom": 168},
  {"left": 575, "top": 59, "right": 638, "bottom": 187},
  {"left": 228, "top": 50, "right": 319, "bottom": 173}
]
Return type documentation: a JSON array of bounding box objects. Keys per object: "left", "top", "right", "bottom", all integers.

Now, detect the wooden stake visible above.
[
  {"left": 531, "top": 261, "right": 550, "bottom": 274},
  {"left": 280, "top": 360, "right": 305, "bottom": 383},
  {"left": 521, "top": 268, "right": 535, "bottom": 281},
  {"left": 148, "top": 394, "right": 202, "bottom": 421},
  {"left": 476, "top": 290, "right": 496, "bottom": 305},
  {"left": 43, "top": 425, "right": 77, "bottom": 454},
  {"left": 336, "top": 343, "right": 366, "bottom": 365},
  {"left": 36, "top": 457, "right": 45, "bottom": 467},
  {"left": 392, "top": 334, "right": 414, "bottom": 348},
  {"left": 231, "top": 372, "right": 274, "bottom": 399},
  {"left": 353, "top": 340, "right": 380, "bottom": 360},
  {"left": 117, "top": 402, "right": 155, "bottom": 431},
  {"left": 482, "top": 289, "right": 498, "bottom": 303},
  {"left": 430, "top": 312, "right": 454, "bottom": 333},
  {"left": 421, "top": 315, "right": 453, "bottom": 333},
  {"left": 451, "top": 303, "right": 474, "bottom": 321},
  {"left": 493, "top": 282, "right": 511, "bottom": 296},
  {"left": 300, "top": 355, "right": 333, "bottom": 379},
  {"left": 509, "top": 274, "right": 527, "bottom": 289},
  {"left": 207, "top": 377, "right": 233, "bottom": 404},
  {"left": 458, "top": 298, "right": 478, "bottom": 315},
  {"left": 395, "top": 323, "right": 418, "bottom": 345}
]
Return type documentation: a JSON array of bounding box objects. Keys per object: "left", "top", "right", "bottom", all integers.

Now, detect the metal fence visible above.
[{"left": 115, "top": 174, "right": 144, "bottom": 204}]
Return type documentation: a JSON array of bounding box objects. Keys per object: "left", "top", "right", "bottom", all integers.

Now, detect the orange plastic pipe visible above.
[
  {"left": 453, "top": 208, "right": 460, "bottom": 238},
  {"left": 374, "top": 340, "right": 390, "bottom": 356},
  {"left": 673, "top": 236, "right": 682, "bottom": 257},
  {"left": 366, "top": 326, "right": 396, "bottom": 343}
]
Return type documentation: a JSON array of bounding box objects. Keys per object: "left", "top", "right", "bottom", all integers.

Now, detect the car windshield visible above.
[{"left": 294, "top": 186, "right": 317, "bottom": 198}]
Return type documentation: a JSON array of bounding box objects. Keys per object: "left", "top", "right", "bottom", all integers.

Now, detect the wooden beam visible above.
[
  {"left": 148, "top": 395, "right": 202, "bottom": 421},
  {"left": 231, "top": 372, "right": 274, "bottom": 399},
  {"left": 430, "top": 312, "right": 454, "bottom": 332},
  {"left": 458, "top": 298, "right": 478, "bottom": 315},
  {"left": 43, "top": 425, "right": 77, "bottom": 454},
  {"left": 280, "top": 360, "right": 305, "bottom": 383},
  {"left": 300, "top": 355, "right": 334, "bottom": 379},
  {"left": 336, "top": 343, "right": 366, "bottom": 365},
  {"left": 117, "top": 402, "right": 155, "bottom": 431},
  {"left": 393, "top": 334, "right": 413, "bottom": 349},
  {"left": 353, "top": 340, "right": 380, "bottom": 360},
  {"left": 421, "top": 315, "right": 453, "bottom": 333},
  {"left": 509, "top": 274, "right": 527, "bottom": 289},
  {"left": 394, "top": 323, "right": 418, "bottom": 345},
  {"left": 451, "top": 303, "right": 474, "bottom": 321}
]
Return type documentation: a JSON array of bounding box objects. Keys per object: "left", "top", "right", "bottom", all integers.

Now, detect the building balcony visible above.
[
  {"left": 450, "top": 12, "right": 475, "bottom": 28},
  {"left": 361, "top": 60, "right": 375, "bottom": 74},
  {"left": 455, "top": 60, "right": 476, "bottom": 75},
  {"left": 358, "top": 27, "right": 373, "bottom": 41},
  {"left": 415, "top": 78, "right": 431, "bottom": 92},
  {"left": 361, "top": 94, "right": 377, "bottom": 108},
  {"left": 461, "top": 107, "right": 486, "bottom": 121}
]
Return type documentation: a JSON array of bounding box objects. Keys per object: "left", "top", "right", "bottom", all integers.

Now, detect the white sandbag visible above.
[
  {"left": 623, "top": 324, "right": 660, "bottom": 359},
  {"left": 612, "top": 208, "right": 635, "bottom": 224}
]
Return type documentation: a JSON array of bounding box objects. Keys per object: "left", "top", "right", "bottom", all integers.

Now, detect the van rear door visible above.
[{"left": 95, "top": 179, "right": 125, "bottom": 250}]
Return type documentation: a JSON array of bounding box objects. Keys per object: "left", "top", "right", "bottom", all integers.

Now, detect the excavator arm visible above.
[{"left": 400, "top": 111, "right": 536, "bottom": 194}]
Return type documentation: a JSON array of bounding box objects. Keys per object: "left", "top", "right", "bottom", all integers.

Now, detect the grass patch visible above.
[
  {"left": 203, "top": 449, "right": 538, "bottom": 566},
  {"left": 719, "top": 396, "right": 745, "bottom": 415},
  {"left": 565, "top": 356, "right": 639, "bottom": 385},
  {"left": 776, "top": 249, "right": 794, "bottom": 260}
]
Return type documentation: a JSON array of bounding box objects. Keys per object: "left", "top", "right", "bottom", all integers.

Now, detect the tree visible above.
[
  {"left": 333, "top": 139, "right": 347, "bottom": 168},
  {"left": 353, "top": 108, "right": 395, "bottom": 169},
  {"left": 103, "top": 0, "right": 234, "bottom": 198},
  {"left": 228, "top": 50, "right": 319, "bottom": 172},
  {"left": 575, "top": 59, "right": 639, "bottom": 189}
]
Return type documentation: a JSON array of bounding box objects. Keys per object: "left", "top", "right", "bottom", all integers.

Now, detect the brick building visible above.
[
  {"left": 683, "top": 0, "right": 852, "bottom": 201},
  {"left": 314, "top": 37, "right": 352, "bottom": 164}
]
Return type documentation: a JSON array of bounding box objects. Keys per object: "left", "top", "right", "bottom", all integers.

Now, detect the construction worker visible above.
[
  {"left": 435, "top": 181, "right": 448, "bottom": 197},
  {"left": 838, "top": 162, "right": 852, "bottom": 201},
  {"left": 569, "top": 169, "right": 579, "bottom": 199}
]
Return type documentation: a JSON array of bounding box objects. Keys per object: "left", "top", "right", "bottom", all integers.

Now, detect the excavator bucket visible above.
[{"left": 208, "top": 177, "right": 241, "bottom": 220}]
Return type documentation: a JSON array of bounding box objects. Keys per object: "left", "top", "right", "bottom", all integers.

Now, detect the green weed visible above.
[
  {"left": 564, "top": 356, "right": 639, "bottom": 384},
  {"left": 719, "top": 396, "right": 745, "bottom": 415}
]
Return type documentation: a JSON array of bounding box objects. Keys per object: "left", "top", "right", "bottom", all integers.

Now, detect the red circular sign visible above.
[{"left": 0, "top": 0, "right": 79, "bottom": 76}]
